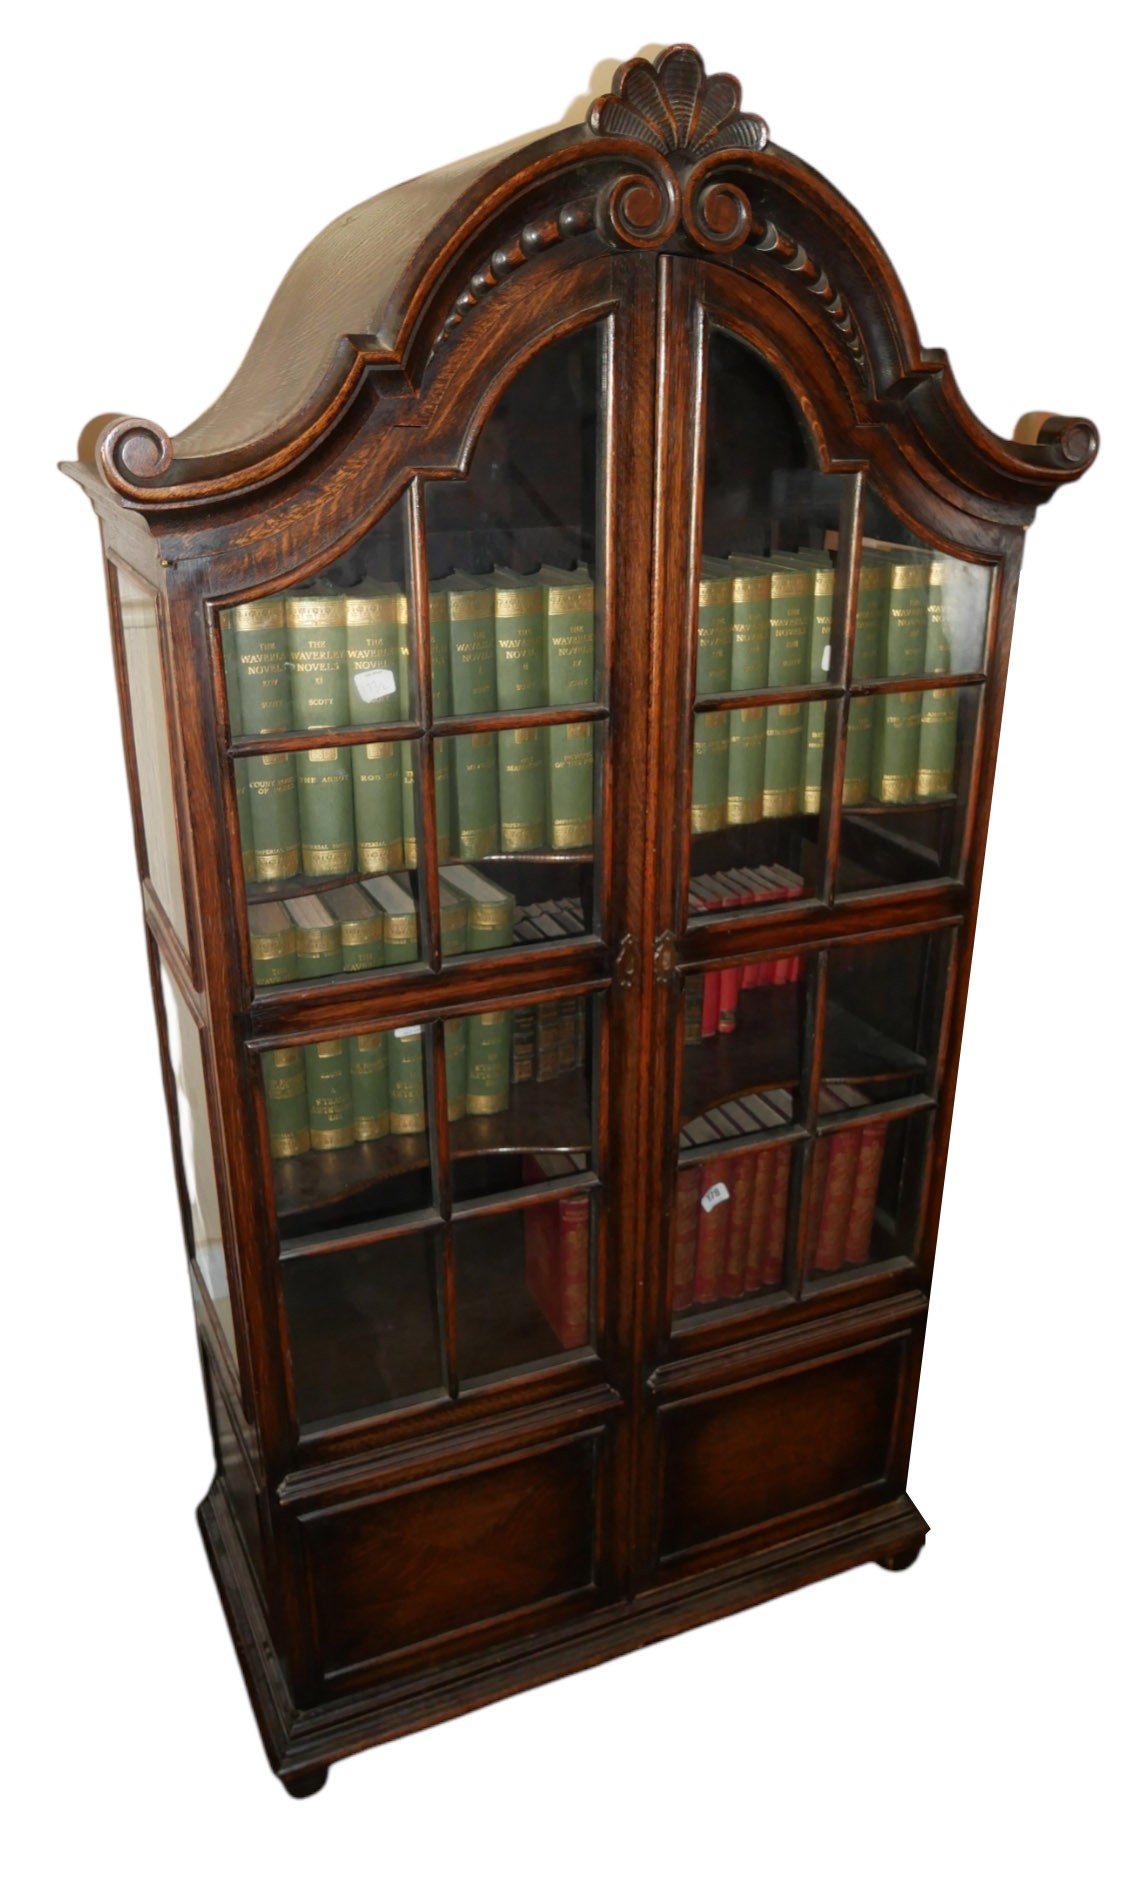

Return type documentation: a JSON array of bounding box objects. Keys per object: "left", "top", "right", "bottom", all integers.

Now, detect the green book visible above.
[
  {"left": 303, "top": 1037, "right": 355, "bottom": 1150},
  {"left": 440, "top": 863, "right": 515, "bottom": 952},
  {"left": 229, "top": 597, "right": 290, "bottom": 736},
  {"left": 765, "top": 562, "right": 813, "bottom": 816},
  {"left": 690, "top": 712, "right": 730, "bottom": 834},
  {"left": 428, "top": 585, "right": 453, "bottom": 719},
  {"left": 786, "top": 555, "right": 834, "bottom": 815},
  {"left": 439, "top": 876, "right": 469, "bottom": 957},
  {"left": 497, "top": 726, "right": 545, "bottom": 850},
  {"left": 489, "top": 571, "right": 546, "bottom": 848},
  {"left": 719, "top": 557, "right": 770, "bottom": 825},
  {"left": 296, "top": 745, "right": 355, "bottom": 875},
  {"left": 726, "top": 705, "right": 766, "bottom": 826},
  {"left": 444, "top": 1017, "right": 468, "bottom": 1122},
  {"left": 466, "top": 1007, "right": 511, "bottom": 1116},
  {"left": 917, "top": 557, "right": 958, "bottom": 798},
  {"left": 871, "top": 555, "right": 926, "bottom": 801},
  {"left": 352, "top": 738, "right": 404, "bottom": 873},
  {"left": 285, "top": 894, "right": 342, "bottom": 978},
  {"left": 321, "top": 883, "right": 385, "bottom": 972},
  {"left": 400, "top": 745, "right": 418, "bottom": 866},
  {"left": 248, "top": 901, "right": 297, "bottom": 987},
  {"left": 261, "top": 1046, "right": 310, "bottom": 1158},
  {"left": 843, "top": 560, "right": 889, "bottom": 806},
  {"left": 542, "top": 567, "right": 596, "bottom": 850},
  {"left": 234, "top": 763, "right": 255, "bottom": 882},
  {"left": 345, "top": 581, "right": 406, "bottom": 727},
  {"left": 388, "top": 1027, "right": 427, "bottom": 1135},
  {"left": 349, "top": 1031, "right": 389, "bottom": 1143},
  {"left": 245, "top": 752, "right": 301, "bottom": 881},
  {"left": 433, "top": 733, "right": 454, "bottom": 860},
  {"left": 360, "top": 870, "right": 419, "bottom": 964},
  {"left": 285, "top": 589, "right": 348, "bottom": 730},
  {"left": 695, "top": 565, "right": 733, "bottom": 698},
  {"left": 437, "top": 574, "right": 500, "bottom": 859}
]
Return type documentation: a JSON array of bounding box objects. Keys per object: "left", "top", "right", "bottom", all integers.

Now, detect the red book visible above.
[
  {"left": 711, "top": 873, "right": 751, "bottom": 1033},
  {"left": 700, "top": 971, "right": 721, "bottom": 1038},
  {"left": 768, "top": 864, "right": 806, "bottom": 982},
  {"left": 693, "top": 1158, "right": 733, "bottom": 1303},
  {"left": 671, "top": 1164, "right": 702, "bottom": 1311},
  {"left": 812, "top": 1131, "right": 863, "bottom": 1272},
  {"left": 843, "top": 1117, "right": 889, "bottom": 1265},
  {"left": 733, "top": 867, "right": 787, "bottom": 989},
  {"left": 760, "top": 1144, "right": 792, "bottom": 1287},
  {"left": 743, "top": 1143, "right": 777, "bottom": 1291},
  {"left": 721, "top": 1153, "right": 756, "bottom": 1299},
  {"left": 523, "top": 1154, "right": 590, "bottom": 1347}
]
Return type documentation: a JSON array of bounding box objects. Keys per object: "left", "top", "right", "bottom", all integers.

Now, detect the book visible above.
[
  {"left": 671, "top": 1163, "right": 702, "bottom": 1311},
  {"left": 286, "top": 589, "right": 348, "bottom": 730},
  {"left": 794, "top": 554, "right": 834, "bottom": 814},
  {"left": 917, "top": 557, "right": 958, "bottom": 798},
  {"left": 690, "top": 566, "right": 734, "bottom": 834},
  {"left": 285, "top": 893, "right": 342, "bottom": 978},
  {"left": 844, "top": 560, "right": 888, "bottom": 805},
  {"left": 683, "top": 976, "right": 705, "bottom": 1046},
  {"left": 228, "top": 597, "right": 290, "bottom": 736},
  {"left": 248, "top": 901, "right": 297, "bottom": 987},
  {"left": 809, "top": 1086, "right": 866, "bottom": 1273},
  {"left": 755, "top": 557, "right": 813, "bottom": 816},
  {"left": 303, "top": 1037, "right": 355, "bottom": 1150},
  {"left": 721, "top": 1151, "right": 757, "bottom": 1299},
  {"left": 466, "top": 1007, "right": 511, "bottom": 1115},
  {"left": 440, "top": 574, "right": 499, "bottom": 859},
  {"left": 543, "top": 566, "right": 596, "bottom": 850},
  {"left": 234, "top": 763, "right": 255, "bottom": 883},
  {"left": 523, "top": 1152, "right": 590, "bottom": 1349},
  {"left": 871, "top": 555, "right": 926, "bottom": 801},
  {"left": 359, "top": 871, "right": 419, "bottom": 964},
  {"left": 296, "top": 745, "right": 355, "bottom": 875},
  {"left": 444, "top": 1016, "right": 467, "bottom": 1122},
  {"left": 345, "top": 581, "right": 406, "bottom": 726},
  {"left": 695, "top": 565, "right": 734, "bottom": 697},
  {"left": 388, "top": 1027, "right": 427, "bottom": 1134},
  {"left": 841, "top": 1091, "right": 889, "bottom": 1266},
  {"left": 744, "top": 1142, "right": 777, "bottom": 1291},
  {"left": 432, "top": 734, "right": 455, "bottom": 861},
  {"left": 440, "top": 863, "right": 515, "bottom": 951},
  {"left": 351, "top": 738, "right": 404, "bottom": 873},
  {"left": 321, "top": 883, "right": 385, "bottom": 972},
  {"left": 693, "top": 1158, "right": 733, "bottom": 1304},
  {"left": 511, "top": 1007, "right": 536, "bottom": 1084},
  {"left": 490, "top": 570, "right": 547, "bottom": 849},
  {"left": 349, "top": 1031, "right": 389, "bottom": 1142},
  {"left": 246, "top": 753, "right": 301, "bottom": 881},
  {"left": 438, "top": 877, "right": 469, "bottom": 958},
  {"left": 261, "top": 1046, "right": 310, "bottom": 1158}
]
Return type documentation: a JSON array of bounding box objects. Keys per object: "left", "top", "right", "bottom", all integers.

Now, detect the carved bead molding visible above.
[{"left": 588, "top": 44, "right": 768, "bottom": 159}]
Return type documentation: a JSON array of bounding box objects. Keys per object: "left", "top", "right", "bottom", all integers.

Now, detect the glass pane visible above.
[
  {"left": 839, "top": 685, "right": 981, "bottom": 894},
  {"left": 680, "top": 953, "right": 808, "bottom": 1130},
  {"left": 119, "top": 567, "right": 189, "bottom": 950},
  {"left": 855, "top": 497, "right": 991, "bottom": 680},
  {"left": 159, "top": 967, "right": 233, "bottom": 1355},
  {"left": 805, "top": 1106, "right": 929, "bottom": 1281},
  {"left": 825, "top": 932, "right": 946, "bottom": 1101},
  {"left": 455, "top": 1195, "right": 593, "bottom": 1383},
  {"left": 671, "top": 1137, "right": 794, "bottom": 1323},
  {"left": 449, "top": 995, "right": 594, "bottom": 1206},
  {"left": 283, "top": 1232, "right": 443, "bottom": 1429},
  {"left": 221, "top": 497, "right": 410, "bottom": 741},
  {"left": 263, "top": 1026, "right": 433, "bottom": 1250},
  {"left": 428, "top": 565, "right": 599, "bottom": 718}
]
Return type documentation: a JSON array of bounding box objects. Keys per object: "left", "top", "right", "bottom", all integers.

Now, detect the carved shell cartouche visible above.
[{"left": 589, "top": 43, "right": 768, "bottom": 159}]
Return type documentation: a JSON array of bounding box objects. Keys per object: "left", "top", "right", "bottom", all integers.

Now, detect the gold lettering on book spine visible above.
[{"left": 269, "top": 1128, "right": 309, "bottom": 1157}]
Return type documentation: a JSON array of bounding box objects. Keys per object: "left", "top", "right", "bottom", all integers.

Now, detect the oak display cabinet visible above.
[{"left": 65, "top": 45, "right": 1096, "bottom": 1796}]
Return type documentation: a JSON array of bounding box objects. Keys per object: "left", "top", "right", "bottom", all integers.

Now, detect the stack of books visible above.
[
  {"left": 222, "top": 563, "right": 597, "bottom": 886},
  {"left": 690, "top": 546, "right": 962, "bottom": 832},
  {"left": 686, "top": 865, "right": 805, "bottom": 1040},
  {"left": 262, "top": 999, "right": 589, "bottom": 1160}
]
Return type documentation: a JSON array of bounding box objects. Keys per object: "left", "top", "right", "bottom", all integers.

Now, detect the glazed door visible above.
[{"left": 631, "top": 259, "right": 991, "bottom": 1584}]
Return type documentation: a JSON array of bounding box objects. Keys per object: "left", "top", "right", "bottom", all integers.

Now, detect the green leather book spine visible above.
[
  {"left": 758, "top": 566, "right": 811, "bottom": 817},
  {"left": 234, "top": 763, "right": 255, "bottom": 882},
  {"left": 726, "top": 705, "right": 766, "bottom": 825},
  {"left": 800, "top": 562, "right": 835, "bottom": 814},
  {"left": 248, "top": 904, "right": 297, "bottom": 986},
  {"left": 230, "top": 597, "right": 289, "bottom": 736},
  {"left": 352, "top": 740, "right": 404, "bottom": 872},
  {"left": 261, "top": 1047, "right": 310, "bottom": 1158},
  {"left": 453, "top": 729, "right": 498, "bottom": 859},
  {"left": 380, "top": 895, "right": 419, "bottom": 968},
  {"left": 844, "top": 562, "right": 888, "bottom": 805},
  {"left": 322, "top": 887, "right": 385, "bottom": 973},
  {"left": 690, "top": 713, "right": 730, "bottom": 833},
  {"left": 492, "top": 576, "right": 545, "bottom": 710},
  {"left": 246, "top": 753, "right": 301, "bottom": 881},
  {"left": 446, "top": 580, "right": 497, "bottom": 715},
  {"left": 871, "top": 558, "right": 926, "bottom": 801},
  {"left": 303, "top": 1038, "right": 355, "bottom": 1150},
  {"left": 349, "top": 1031, "right": 389, "bottom": 1142},
  {"left": 695, "top": 572, "right": 733, "bottom": 698},
  {"left": 400, "top": 746, "right": 418, "bottom": 866},
  {"left": 728, "top": 569, "right": 771, "bottom": 694},
  {"left": 917, "top": 558, "right": 958, "bottom": 798},
  {"left": 439, "top": 881, "right": 469, "bottom": 958},
  {"left": 498, "top": 727, "right": 546, "bottom": 851},
  {"left": 388, "top": 1027, "right": 427, "bottom": 1134},
  {"left": 286, "top": 592, "right": 348, "bottom": 730},
  {"left": 296, "top": 746, "right": 355, "bottom": 875},
  {"left": 429, "top": 588, "right": 453, "bottom": 719},
  {"left": 287, "top": 898, "right": 342, "bottom": 979},
  {"left": 545, "top": 573, "right": 596, "bottom": 849},
  {"left": 221, "top": 626, "right": 256, "bottom": 878},
  {"left": 444, "top": 1017, "right": 468, "bottom": 1122},
  {"left": 760, "top": 704, "right": 802, "bottom": 818},
  {"left": 433, "top": 732, "right": 454, "bottom": 860},
  {"left": 345, "top": 583, "right": 406, "bottom": 727},
  {"left": 466, "top": 1008, "right": 511, "bottom": 1116}
]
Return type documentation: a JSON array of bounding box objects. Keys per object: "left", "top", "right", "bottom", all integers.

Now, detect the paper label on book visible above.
[
  {"left": 821, "top": 645, "right": 832, "bottom": 673},
  {"left": 393, "top": 1025, "right": 422, "bottom": 1039},
  {"left": 700, "top": 1182, "right": 730, "bottom": 1213},
  {"left": 353, "top": 666, "right": 397, "bottom": 702}
]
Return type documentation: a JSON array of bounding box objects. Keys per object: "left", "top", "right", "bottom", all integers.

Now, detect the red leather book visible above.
[
  {"left": 767, "top": 864, "right": 806, "bottom": 981},
  {"left": 843, "top": 1116, "right": 889, "bottom": 1265},
  {"left": 700, "top": 971, "right": 721, "bottom": 1038},
  {"left": 733, "top": 866, "right": 787, "bottom": 989},
  {"left": 694, "top": 1157, "right": 733, "bottom": 1303},
  {"left": 522, "top": 1153, "right": 590, "bottom": 1348},
  {"left": 721, "top": 1152, "right": 756, "bottom": 1299},
  {"left": 760, "top": 1143, "right": 792, "bottom": 1287},
  {"left": 711, "top": 872, "right": 751, "bottom": 1033},
  {"left": 743, "top": 1143, "right": 777, "bottom": 1291},
  {"left": 671, "top": 1163, "right": 702, "bottom": 1311},
  {"left": 812, "top": 1129, "right": 863, "bottom": 1272}
]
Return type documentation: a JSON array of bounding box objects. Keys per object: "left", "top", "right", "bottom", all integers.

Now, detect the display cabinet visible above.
[{"left": 64, "top": 44, "right": 1097, "bottom": 1795}]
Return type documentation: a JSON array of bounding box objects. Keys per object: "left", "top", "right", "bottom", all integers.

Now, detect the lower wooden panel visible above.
[
  {"left": 303, "top": 1433, "right": 601, "bottom": 1683},
  {"left": 655, "top": 1335, "right": 908, "bottom": 1568}
]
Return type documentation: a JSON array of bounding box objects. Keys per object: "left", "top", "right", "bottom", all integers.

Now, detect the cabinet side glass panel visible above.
[
  {"left": 159, "top": 967, "right": 234, "bottom": 1355},
  {"left": 118, "top": 565, "right": 190, "bottom": 951},
  {"left": 425, "top": 326, "right": 604, "bottom": 962}
]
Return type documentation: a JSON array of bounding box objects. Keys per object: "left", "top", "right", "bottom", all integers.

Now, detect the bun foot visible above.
[
  {"left": 281, "top": 1767, "right": 328, "bottom": 1799},
  {"left": 877, "top": 1537, "right": 925, "bottom": 1573}
]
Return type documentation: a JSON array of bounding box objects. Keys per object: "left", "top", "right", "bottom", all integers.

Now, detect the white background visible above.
[{"left": 5, "top": 2, "right": 1136, "bottom": 1872}]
